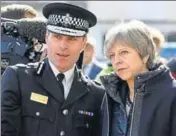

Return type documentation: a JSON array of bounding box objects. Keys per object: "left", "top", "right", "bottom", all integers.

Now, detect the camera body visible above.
[{"left": 1, "top": 20, "right": 42, "bottom": 74}]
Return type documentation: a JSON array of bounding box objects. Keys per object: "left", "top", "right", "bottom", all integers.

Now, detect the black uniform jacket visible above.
[{"left": 1, "top": 59, "right": 105, "bottom": 136}]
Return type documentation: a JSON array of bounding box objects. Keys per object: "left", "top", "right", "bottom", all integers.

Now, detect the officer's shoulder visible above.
[
  {"left": 90, "top": 79, "right": 102, "bottom": 88},
  {"left": 9, "top": 62, "right": 41, "bottom": 74},
  {"left": 83, "top": 74, "right": 105, "bottom": 92},
  {"left": 13, "top": 62, "right": 39, "bottom": 69},
  {"left": 85, "top": 76, "right": 105, "bottom": 100}
]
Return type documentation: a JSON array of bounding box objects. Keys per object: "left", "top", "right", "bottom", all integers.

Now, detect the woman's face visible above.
[{"left": 107, "top": 42, "right": 148, "bottom": 81}]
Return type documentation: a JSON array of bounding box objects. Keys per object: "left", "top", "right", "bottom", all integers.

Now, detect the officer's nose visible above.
[{"left": 59, "top": 37, "right": 68, "bottom": 50}]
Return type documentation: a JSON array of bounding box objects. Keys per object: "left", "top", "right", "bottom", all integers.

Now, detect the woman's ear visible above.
[{"left": 143, "top": 55, "right": 149, "bottom": 64}]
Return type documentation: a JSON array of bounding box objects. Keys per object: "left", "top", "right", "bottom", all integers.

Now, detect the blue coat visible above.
[{"left": 100, "top": 63, "right": 176, "bottom": 136}]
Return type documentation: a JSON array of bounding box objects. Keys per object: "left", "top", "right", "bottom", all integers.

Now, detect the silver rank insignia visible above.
[{"left": 63, "top": 13, "right": 72, "bottom": 25}]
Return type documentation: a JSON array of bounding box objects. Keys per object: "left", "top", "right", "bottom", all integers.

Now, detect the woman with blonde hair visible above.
[
  {"left": 148, "top": 26, "right": 168, "bottom": 64},
  {"left": 100, "top": 20, "right": 176, "bottom": 136}
]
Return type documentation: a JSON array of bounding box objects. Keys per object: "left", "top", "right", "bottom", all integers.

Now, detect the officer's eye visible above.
[
  {"left": 68, "top": 37, "right": 78, "bottom": 41},
  {"left": 51, "top": 33, "right": 61, "bottom": 39},
  {"left": 56, "top": 35, "right": 62, "bottom": 40}
]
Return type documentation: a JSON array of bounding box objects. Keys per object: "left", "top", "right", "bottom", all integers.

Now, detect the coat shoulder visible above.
[
  {"left": 6, "top": 62, "right": 41, "bottom": 76},
  {"left": 11, "top": 62, "right": 39, "bottom": 70},
  {"left": 90, "top": 79, "right": 104, "bottom": 90},
  {"left": 80, "top": 72, "right": 105, "bottom": 96},
  {"left": 87, "top": 76, "right": 105, "bottom": 97}
]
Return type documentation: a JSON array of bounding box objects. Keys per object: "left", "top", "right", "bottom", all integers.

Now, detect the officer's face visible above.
[{"left": 45, "top": 32, "right": 87, "bottom": 72}]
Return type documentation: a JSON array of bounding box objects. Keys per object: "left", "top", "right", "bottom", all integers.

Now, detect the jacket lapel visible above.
[
  {"left": 62, "top": 69, "right": 88, "bottom": 108},
  {"left": 35, "top": 59, "right": 64, "bottom": 103}
]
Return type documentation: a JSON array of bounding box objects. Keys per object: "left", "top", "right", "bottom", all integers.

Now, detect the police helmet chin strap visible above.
[{"left": 76, "top": 51, "right": 84, "bottom": 70}]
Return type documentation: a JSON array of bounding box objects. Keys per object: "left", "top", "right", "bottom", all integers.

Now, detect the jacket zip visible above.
[
  {"left": 106, "top": 96, "right": 110, "bottom": 136},
  {"left": 129, "top": 92, "right": 137, "bottom": 136}
]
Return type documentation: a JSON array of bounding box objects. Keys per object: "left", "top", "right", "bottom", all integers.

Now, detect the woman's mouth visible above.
[{"left": 117, "top": 68, "right": 127, "bottom": 72}]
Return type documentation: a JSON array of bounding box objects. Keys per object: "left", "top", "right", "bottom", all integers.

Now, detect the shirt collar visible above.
[{"left": 48, "top": 59, "right": 75, "bottom": 83}]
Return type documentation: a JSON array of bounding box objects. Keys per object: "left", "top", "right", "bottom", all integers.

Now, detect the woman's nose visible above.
[{"left": 114, "top": 55, "right": 123, "bottom": 64}]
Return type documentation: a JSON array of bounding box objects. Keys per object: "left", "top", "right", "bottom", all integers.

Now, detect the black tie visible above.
[{"left": 57, "top": 73, "right": 65, "bottom": 99}]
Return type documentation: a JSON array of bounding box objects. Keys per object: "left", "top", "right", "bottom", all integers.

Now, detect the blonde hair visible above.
[
  {"left": 148, "top": 26, "right": 165, "bottom": 50},
  {"left": 1, "top": 4, "right": 37, "bottom": 19}
]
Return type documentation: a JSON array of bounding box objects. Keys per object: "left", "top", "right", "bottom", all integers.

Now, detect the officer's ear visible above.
[
  {"left": 45, "top": 31, "right": 50, "bottom": 44},
  {"left": 82, "top": 35, "right": 87, "bottom": 51}
]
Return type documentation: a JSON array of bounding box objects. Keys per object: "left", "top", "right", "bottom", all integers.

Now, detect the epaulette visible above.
[
  {"left": 80, "top": 72, "right": 102, "bottom": 87},
  {"left": 15, "top": 63, "right": 27, "bottom": 68},
  {"left": 80, "top": 72, "right": 89, "bottom": 84},
  {"left": 15, "top": 62, "right": 40, "bottom": 74},
  {"left": 92, "top": 80, "right": 102, "bottom": 86},
  {"left": 27, "top": 62, "right": 39, "bottom": 69}
]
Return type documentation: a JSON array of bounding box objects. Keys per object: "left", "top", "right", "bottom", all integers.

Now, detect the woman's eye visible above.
[
  {"left": 109, "top": 54, "right": 115, "bottom": 59},
  {"left": 120, "top": 51, "right": 128, "bottom": 55}
]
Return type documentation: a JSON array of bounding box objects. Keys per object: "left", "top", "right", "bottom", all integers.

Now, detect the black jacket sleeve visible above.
[
  {"left": 1, "top": 67, "right": 22, "bottom": 136},
  {"left": 89, "top": 81, "right": 105, "bottom": 136},
  {"left": 171, "top": 92, "right": 176, "bottom": 136}
]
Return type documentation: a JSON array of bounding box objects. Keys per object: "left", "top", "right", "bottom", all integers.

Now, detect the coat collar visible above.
[
  {"left": 100, "top": 63, "right": 170, "bottom": 102},
  {"left": 100, "top": 72, "right": 125, "bottom": 104}
]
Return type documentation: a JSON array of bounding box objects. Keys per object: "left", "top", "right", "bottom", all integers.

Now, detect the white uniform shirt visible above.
[{"left": 49, "top": 60, "right": 75, "bottom": 99}]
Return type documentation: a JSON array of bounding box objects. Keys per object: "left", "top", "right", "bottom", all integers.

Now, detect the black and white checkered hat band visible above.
[
  {"left": 47, "top": 25, "right": 86, "bottom": 36},
  {"left": 48, "top": 14, "right": 89, "bottom": 31}
]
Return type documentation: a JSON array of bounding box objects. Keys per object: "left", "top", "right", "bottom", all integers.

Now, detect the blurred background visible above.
[{"left": 1, "top": 1, "right": 176, "bottom": 62}]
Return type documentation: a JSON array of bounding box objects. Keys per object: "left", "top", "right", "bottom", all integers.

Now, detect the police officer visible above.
[{"left": 1, "top": 2, "right": 104, "bottom": 136}]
